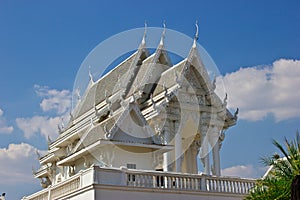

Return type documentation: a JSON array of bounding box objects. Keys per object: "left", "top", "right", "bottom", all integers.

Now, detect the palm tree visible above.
[{"left": 246, "top": 131, "right": 300, "bottom": 200}]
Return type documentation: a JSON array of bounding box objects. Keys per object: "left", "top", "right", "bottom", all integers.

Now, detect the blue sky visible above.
[{"left": 0, "top": 0, "right": 300, "bottom": 199}]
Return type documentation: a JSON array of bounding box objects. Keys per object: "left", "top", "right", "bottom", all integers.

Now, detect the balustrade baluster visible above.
[
  {"left": 165, "top": 176, "right": 169, "bottom": 188},
  {"left": 238, "top": 181, "right": 242, "bottom": 193},
  {"left": 231, "top": 180, "right": 235, "bottom": 193},
  {"left": 138, "top": 174, "right": 142, "bottom": 186},
  {"left": 172, "top": 176, "right": 175, "bottom": 189},
  {"left": 244, "top": 182, "right": 248, "bottom": 193},
  {"left": 214, "top": 179, "right": 217, "bottom": 191},
  {"left": 210, "top": 179, "right": 214, "bottom": 191},
  {"left": 235, "top": 181, "right": 239, "bottom": 193},
  {"left": 173, "top": 177, "right": 177, "bottom": 189},
  {"left": 190, "top": 178, "right": 194, "bottom": 190},
  {"left": 227, "top": 180, "right": 231, "bottom": 192},
  {"left": 216, "top": 179, "right": 220, "bottom": 192},
  {"left": 241, "top": 181, "right": 245, "bottom": 193},
  {"left": 207, "top": 179, "right": 211, "bottom": 191},
  {"left": 144, "top": 175, "right": 148, "bottom": 187},
  {"left": 219, "top": 180, "right": 223, "bottom": 192},
  {"left": 141, "top": 174, "right": 145, "bottom": 187},
  {"left": 232, "top": 181, "right": 236, "bottom": 193},
  {"left": 197, "top": 178, "right": 201, "bottom": 190},
  {"left": 158, "top": 175, "right": 162, "bottom": 187},
  {"left": 149, "top": 174, "right": 152, "bottom": 187},
  {"left": 246, "top": 182, "right": 251, "bottom": 193},
  {"left": 225, "top": 180, "right": 229, "bottom": 192},
  {"left": 186, "top": 177, "right": 189, "bottom": 189},
  {"left": 127, "top": 174, "right": 130, "bottom": 186}
]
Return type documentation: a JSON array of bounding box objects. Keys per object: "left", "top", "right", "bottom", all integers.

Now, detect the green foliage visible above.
[{"left": 245, "top": 131, "right": 300, "bottom": 200}]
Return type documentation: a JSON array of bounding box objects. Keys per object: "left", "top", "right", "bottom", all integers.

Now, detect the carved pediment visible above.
[{"left": 104, "top": 102, "right": 155, "bottom": 144}]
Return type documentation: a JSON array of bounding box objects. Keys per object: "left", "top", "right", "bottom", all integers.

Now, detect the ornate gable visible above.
[
  {"left": 104, "top": 101, "right": 156, "bottom": 145},
  {"left": 127, "top": 28, "right": 172, "bottom": 103}
]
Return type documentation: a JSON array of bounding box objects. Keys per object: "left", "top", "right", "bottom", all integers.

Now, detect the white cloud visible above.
[
  {"left": 16, "top": 116, "right": 60, "bottom": 140},
  {"left": 221, "top": 164, "right": 268, "bottom": 179},
  {"left": 0, "top": 108, "right": 13, "bottom": 134},
  {"left": 34, "top": 85, "right": 71, "bottom": 115},
  {"left": 216, "top": 59, "right": 300, "bottom": 122},
  {"left": 0, "top": 143, "right": 40, "bottom": 184},
  {"left": 15, "top": 85, "right": 72, "bottom": 139}
]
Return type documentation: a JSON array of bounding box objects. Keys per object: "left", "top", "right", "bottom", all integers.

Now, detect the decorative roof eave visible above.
[
  {"left": 34, "top": 166, "right": 49, "bottom": 178},
  {"left": 57, "top": 140, "right": 102, "bottom": 166},
  {"left": 142, "top": 84, "right": 181, "bottom": 122},
  {"left": 71, "top": 80, "right": 96, "bottom": 121},
  {"left": 71, "top": 49, "right": 140, "bottom": 122},
  {"left": 94, "top": 103, "right": 110, "bottom": 121},
  {"left": 50, "top": 97, "right": 113, "bottom": 150},
  {"left": 51, "top": 126, "right": 89, "bottom": 149},
  {"left": 103, "top": 102, "right": 155, "bottom": 141},
  {"left": 39, "top": 153, "right": 56, "bottom": 165},
  {"left": 71, "top": 119, "right": 94, "bottom": 154},
  {"left": 57, "top": 139, "right": 173, "bottom": 166},
  {"left": 224, "top": 108, "right": 238, "bottom": 128},
  {"left": 63, "top": 107, "right": 120, "bottom": 153}
]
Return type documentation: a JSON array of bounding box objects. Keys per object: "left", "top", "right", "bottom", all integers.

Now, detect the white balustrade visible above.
[
  {"left": 50, "top": 177, "right": 80, "bottom": 199},
  {"left": 124, "top": 169, "right": 255, "bottom": 194},
  {"left": 23, "top": 174, "right": 81, "bottom": 200},
  {"left": 24, "top": 166, "right": 256, "bottom": 200}
]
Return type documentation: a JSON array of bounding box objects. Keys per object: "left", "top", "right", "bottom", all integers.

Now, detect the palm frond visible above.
[{"left": 246, "top": 132, "right": 300, "bottom": 200}]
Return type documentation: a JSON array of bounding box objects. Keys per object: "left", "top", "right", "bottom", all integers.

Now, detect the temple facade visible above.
[{"left": 23, "top": 25, "right": 254, "bottom": 200}]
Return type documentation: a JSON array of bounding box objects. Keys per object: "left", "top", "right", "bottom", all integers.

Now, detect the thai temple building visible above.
[{"left": 23, "top": 24, "right": 255, "bottom": 200}]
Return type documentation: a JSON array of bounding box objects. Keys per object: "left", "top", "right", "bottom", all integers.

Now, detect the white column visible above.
[
  {"left": 202, "top": 140, "right": 210, "bottom": 175},
  {"left": 163, "top": 128, "right": 171, "bottom": 171},
  {"left": 175, "top": 130, "right": 182, "bottom": 172},
  {"left": 212, "top": 143, "right": 220, "bottom": 176},
  {"left": 211, "top": 128, "right": 221, "bottom": 176},
  {"left": 201, "top": 125, "right": 210, "bottom": 175}
]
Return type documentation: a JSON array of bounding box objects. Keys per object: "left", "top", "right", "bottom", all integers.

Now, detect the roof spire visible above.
[
  {"left": 142, "top": 21, "right": 147, "bottom": 45},
  {"left": 88, "top": 66, "right": 94, "bottom": 83},
  {"left": 159, "top": 20, "right": 166, "bottom": 46},
  {"left": 76, "top": 87, "right": 81, "bottom": 101},
  {"left": 193, "top": 20, "right": 199, "bottom": 48}
]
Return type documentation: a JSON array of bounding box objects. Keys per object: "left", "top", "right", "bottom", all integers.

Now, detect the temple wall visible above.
[{"left": 111, "top": 146, "right": 155, "bottom": 170}]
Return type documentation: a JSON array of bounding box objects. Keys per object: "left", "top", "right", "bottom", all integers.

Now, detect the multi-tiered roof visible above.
[{"left": 34, "top": 23, "right": 237, "bottom": 188}]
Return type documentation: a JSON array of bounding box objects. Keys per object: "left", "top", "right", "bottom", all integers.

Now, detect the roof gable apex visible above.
[
  {"left": 184, "top": 46, "right": 214, "bottom": 92},
  {"left": 104, "top": 102, "right": 155, "bottom": 144}
]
